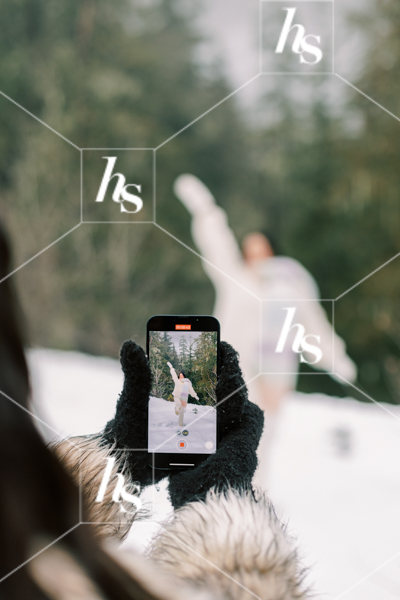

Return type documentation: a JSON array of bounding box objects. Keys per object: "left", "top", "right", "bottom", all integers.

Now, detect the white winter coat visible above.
[
  {"left": 170, "top": 366, "right": 198, "bottom": 403},
  {"left": 188, "top": 201, "right": 357, "bottom": 388}
]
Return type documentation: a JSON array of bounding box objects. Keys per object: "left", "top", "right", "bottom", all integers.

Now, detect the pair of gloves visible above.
[{"left": 102, "top": 340, "right": 264, "bottom": 510}]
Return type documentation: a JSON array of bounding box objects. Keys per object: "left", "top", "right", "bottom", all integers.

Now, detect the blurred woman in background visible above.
[{"left": 174, "top": 174, "right": 357, "bottom": 486}]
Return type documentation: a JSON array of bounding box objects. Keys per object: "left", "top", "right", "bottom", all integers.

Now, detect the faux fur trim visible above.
[
  {"left": 52, "top": 435, "right": 146, "bottom": 541},
  {"left": 149, "top": 488, "right": 311, "bottom": 600}
]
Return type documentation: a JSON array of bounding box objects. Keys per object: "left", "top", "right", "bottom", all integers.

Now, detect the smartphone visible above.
[{"left": 146, "top": 315, "right": 220, "bottom": 469}]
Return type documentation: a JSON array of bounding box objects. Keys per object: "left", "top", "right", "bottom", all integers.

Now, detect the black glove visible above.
[
  {"left": 101, "top": 340, "right": 161, "bottom": 487},
  {"left": 168, "top": 342, "right": 264, "bottom": 509},
  {"left": 101, "top": 340, "right": 264, "bottom": 500}
]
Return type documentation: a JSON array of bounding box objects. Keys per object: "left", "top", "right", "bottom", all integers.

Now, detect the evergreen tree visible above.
[
  {"left": 149, "top": 332, "right": 169, "bottom": 399},
  {"left": 0, "top": 0, "right": 252, "bottom": 358},
  {"left": 329, "top": 0, "right": 400, "bottom": 403},
  {"left": 192, "top": 332, "right": 217, "bottom": 405},
  {"left": 170, "top": 344, "right": 179, "bottom": 371},
  {"left": 178, "top": 336, "right": 189, "bottom": 372}
]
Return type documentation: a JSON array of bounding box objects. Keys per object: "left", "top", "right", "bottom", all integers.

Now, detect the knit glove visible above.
[
  {"left": 168, "top": 342, "right": 264, "bottom": 509},
  {"left": 101, "top": 341, "right": 162, "bottom": 488},
  {"left": 101, "top": 340, "right": 264, "bottom": 500}
]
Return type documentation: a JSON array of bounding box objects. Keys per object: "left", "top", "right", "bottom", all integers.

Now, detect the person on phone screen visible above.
[
  {"left": 174, "top": 174, "right": 357, "bottom": 486},
  {"left": 167, "top": 362, "right": 199, "bottom": 426}
]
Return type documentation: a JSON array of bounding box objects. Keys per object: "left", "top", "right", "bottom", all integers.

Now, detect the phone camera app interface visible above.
[{"left": 148, "top": 328, "right": 217, "bottom": 454}]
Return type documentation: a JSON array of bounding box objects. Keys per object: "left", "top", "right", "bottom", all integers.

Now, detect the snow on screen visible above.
[{"left": 148, "top": 330, "right": 217, "bottom": 454}]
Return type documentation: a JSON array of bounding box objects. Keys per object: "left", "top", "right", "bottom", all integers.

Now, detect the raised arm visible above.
[
  {"left": 167, "top": 361, "right": 179, "bottom": 384},
  {"left": 174, "top": 174, "right": 244, "bottom": 284}
]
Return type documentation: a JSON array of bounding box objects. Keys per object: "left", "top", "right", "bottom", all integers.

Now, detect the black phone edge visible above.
[{"left": 146, "top": 314, "right": 220, "bottom": 470}]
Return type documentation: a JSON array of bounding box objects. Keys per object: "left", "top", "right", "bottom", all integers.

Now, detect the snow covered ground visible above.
[
  {"left": 28, "top": 348, "right": 400, "bottom": 600},
  {"left": 148, "top": 396, "right": 216, "bottom": 453}
]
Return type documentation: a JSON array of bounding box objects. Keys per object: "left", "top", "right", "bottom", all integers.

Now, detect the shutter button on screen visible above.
[{"left": 177, "top": 440, "right": 188, "bottom": 450}]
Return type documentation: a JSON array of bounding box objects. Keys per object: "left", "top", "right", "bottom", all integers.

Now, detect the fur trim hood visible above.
[{"left": 149, "top": 488, "right": 311, "bottom": 600}]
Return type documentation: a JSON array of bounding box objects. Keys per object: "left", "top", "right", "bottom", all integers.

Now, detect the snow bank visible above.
[
  {"left": 27, "top": 348, "right": 400, "bottom": 600},
  {"left": 148, "top": 396, "right": 216, "bottom": 453}
]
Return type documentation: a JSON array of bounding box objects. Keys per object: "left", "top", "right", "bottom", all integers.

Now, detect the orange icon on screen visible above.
[
  {"left": 175, "top": 324, "right": 191, "bottom": 330},
  {"left": 176, "top": 440, "right": 188, "bottom": 450}
]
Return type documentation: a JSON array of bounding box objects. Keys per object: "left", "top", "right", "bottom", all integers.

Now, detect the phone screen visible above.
[{"left": 147, "top": 317, "right": 218, "bottom": 463}]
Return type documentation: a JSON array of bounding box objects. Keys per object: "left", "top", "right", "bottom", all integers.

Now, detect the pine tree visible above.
[
  {"left": 149, "top": 332, "right": 168, "bottom": 399},
  {"left": 192, "top": 332, "right": 217, "bottom": 405},
  {"left": 178, "top": 336, "right": 189, "bottom": 372},
  {"left": 0, "top": 0, "right": 251, "bottom": 358},
  {"left": 170, "top": 345, "right": 179, "bottom": 371}
]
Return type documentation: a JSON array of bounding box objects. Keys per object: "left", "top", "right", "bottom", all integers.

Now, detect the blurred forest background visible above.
[
  {"left": 149, "top": 331, "right": 217, "bottom": 405},
  {"left": 1, "top": 0, "right": 400, "bottom": 404}
]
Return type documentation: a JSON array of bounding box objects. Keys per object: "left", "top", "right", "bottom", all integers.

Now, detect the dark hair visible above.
[
  {"left": 179, "top": 371, "right": 186, "bottom": 378},
  {"left": 259, "top": 229, "right": 282, "bottom": 256},
  {"left": 0, "top": 222, "right": 160, "bottom": 599},
  {"left": 0, "top": 222, "right": 30, "bottom": 405}
]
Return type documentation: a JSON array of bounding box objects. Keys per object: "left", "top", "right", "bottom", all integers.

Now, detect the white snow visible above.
[
  {"left": 28, "top": 348, "right": 400, "bottom": 600},
  {"left": 28, "top": 348, "right": 123, "bottom": 441},
  {"left": 148, "top": 396, "right": 216, "bottom": 453}
]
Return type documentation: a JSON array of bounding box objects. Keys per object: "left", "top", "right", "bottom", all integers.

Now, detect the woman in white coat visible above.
[
  {"left": 167, "top": 361, "right": 199, "bottom": 426},
  {"left": 174, "top": 174, "right": 358, "bottom": 486}
]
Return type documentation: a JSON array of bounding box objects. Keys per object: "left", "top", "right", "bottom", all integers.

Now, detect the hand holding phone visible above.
[
  {"left": 102, "top": 341, "right": 164, "bottom": 488},
  {"left": 101, "top": 334, "right": 264, "bottom": 506}
]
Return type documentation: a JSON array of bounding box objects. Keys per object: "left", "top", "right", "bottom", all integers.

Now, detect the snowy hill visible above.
[
  {"left": 148, "top": 396, "right": 216, "bottom": 453},
  {"left": 28, "top": 348, "right": 400, "bottom": 600}
]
